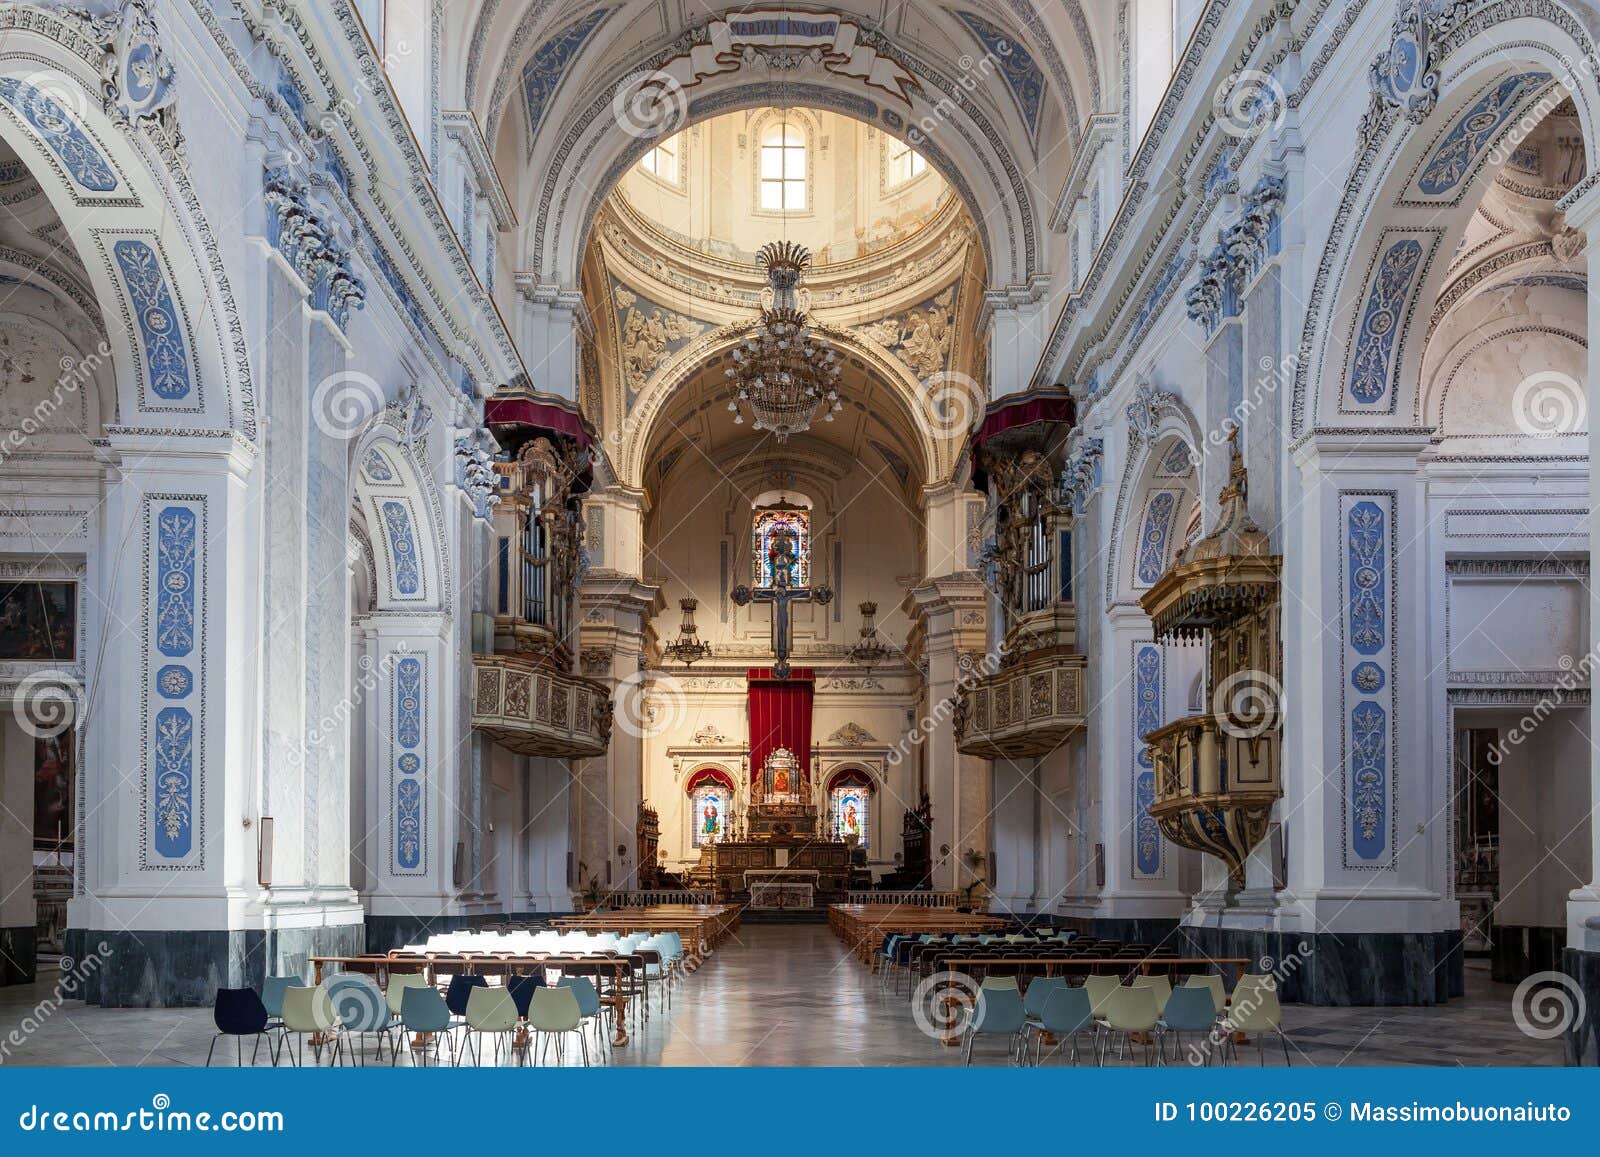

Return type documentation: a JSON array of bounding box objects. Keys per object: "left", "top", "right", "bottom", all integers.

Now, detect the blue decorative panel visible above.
[
  {"left": 114, "top": 240, "right": 193, "bottom": 402},
  {"left": 1058, "top": 529, "right": 1072, "bottom": 603},
  {"left": 0, "top": 77, "right": 118, "bottom": 192},
  {"left": 497, "top": 537, "right": 510, "bottom": 615},
  {"left": 363, "top": 448, "right": 395, "bottom": 482},
  {"left": 1158, "top": 441, "right": 1193, "bottom": 477},
  {"left": 1350, "top": 701, "right": 1387, "bottom": 860},
  {"left": 153, "top": 706, "right": 193, "bottom": 858},
  {"left": 380, "top": 500, "right": 421, "bottom": 596},
  {"left": 146, "top": 500, "right": 202, "bottom": 866},
  {"left": 1132, "top": 252, "right": 1187, "bottom": 336},
  {"left": 1133, "top": 644, "right": 1163, "bottom": 878},
  {"left": 155, "top": 507, "right": 196, "bottom": 657},
  {"left": 1341, "top": 494, "right": 1395, "bottom": 868},
  {"left": 1416, "top": 73, "right": 1550, "bottom": 196},
  {"left": 956, "top": 12, "right": 1045, "bottom": 141},
  {"left": 1134, "top": 491, "right": 1178, "bottom": 585},
  {"left": 395, "top": 655, "right": 423, "bottom": 872},
  {"left": 1347, "top": 239, "right": 1422, "bottom": 407},
  {"left": 521, "top": 8, "right": 612, "bottom": 142},
  {"left": 1346, "top": 502, "right": 1386, "bottom": 656}
]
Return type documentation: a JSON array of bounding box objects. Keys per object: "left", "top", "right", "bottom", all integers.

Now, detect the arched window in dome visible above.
[
  {"left": 752, "top": 503, "right": 811, "bottom": 590},
  {"left": 639, "top": 132, "right": 682, "bottom": 186},
  {"left": 759, "top": 119, "right": 808, "bottom": 212},
  {"left": 686, "top": 768, "right": 734, "bottom": 848},
  {"left": 828, "top": 771, "right": 872, "bottom": 849},
  {"left": 886, "top": 138, "right": 928, "bottom": 189}
]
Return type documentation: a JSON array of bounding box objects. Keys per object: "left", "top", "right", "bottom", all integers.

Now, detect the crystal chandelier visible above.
[
  {"left": 849, "top": 601, "right": 891, "bottom": 669},
  {"left": 726, "top": 241, "right": 843, "bottom": 441},
  {"left": 663, "top": 597, "right": 713, "bottom": 665}
]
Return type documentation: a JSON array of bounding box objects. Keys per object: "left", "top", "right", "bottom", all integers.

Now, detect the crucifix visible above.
[{"left": 732, "top": 525, "right": 831, "bottom": 679}]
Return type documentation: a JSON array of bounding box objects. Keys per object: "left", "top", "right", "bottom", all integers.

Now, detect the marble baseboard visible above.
[
  {"left": 1175, "top": 926, "right": 1464, "bottom": 1006},
  {"left": 1086, "top": 917, "right": 1183, "bottom": 946},
  {"left": 1493, "top": 925, "right": 1564, "bottom": 983},
  {"left": 1560, "top": 947, "right": 1600, "bottom": 1065},
  {"left": 62, "top": 924, "right": 364, "bottom": 1008},
  {"left": 0, "top": 926, "right": 37, "bottom": 986}
]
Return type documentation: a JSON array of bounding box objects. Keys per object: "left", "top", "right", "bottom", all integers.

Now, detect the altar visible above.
[{"left": 747, "top": 869, "right": 818, "bottom": 910}]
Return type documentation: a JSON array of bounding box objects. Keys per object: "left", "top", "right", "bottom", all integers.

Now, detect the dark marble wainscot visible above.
[{"left": 1172, "top": 926, "right": 1464, "bottom": 1006}]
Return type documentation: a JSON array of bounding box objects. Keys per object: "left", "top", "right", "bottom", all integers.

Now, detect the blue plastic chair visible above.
[
  {"left": 395, "top": 984, "right": 456, "bottom": 1067},
  {"left": 962, "top": 981, "right": 1027, "bottom": 1065},
  {"left": 1029, "top": 985, "right": 1096, "bottom": 1065},
  {"left": 558, "top": 975, "right": 606, "bottom": 1050},
  {"left": 1160, "top": 985, "right": 1221, "bottom": 1065},
  {"left": 206, "top": 988, "right": 269, "bottom": 1067},
  {"left": 326, "top": 973, "right": 395, "bottom": 1065}
]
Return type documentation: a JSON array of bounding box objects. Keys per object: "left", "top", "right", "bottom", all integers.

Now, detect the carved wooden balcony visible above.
[
  {"left": 471, "top": 654, "right": 612, "bottom": 758},
  {"left": 954, "top": 647, "right": 1087, "bottom": 758},
  {"left": 1143, "top": 713, "right": 1279, "bottom": 885}
]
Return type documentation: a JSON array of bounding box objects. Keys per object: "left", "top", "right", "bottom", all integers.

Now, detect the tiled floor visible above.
[{"left": 0, "top": 924, "right": 1564, "bottom": 1067}]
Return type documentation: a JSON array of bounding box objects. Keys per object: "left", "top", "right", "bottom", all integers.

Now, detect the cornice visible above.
[{"left": 441, "top": 109, "right": 517, "bottom": 232}]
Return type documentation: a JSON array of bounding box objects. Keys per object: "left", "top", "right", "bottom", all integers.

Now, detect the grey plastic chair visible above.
[
  {"left": 395, "top": 983, "right": 456, "bottom": 1067},
  {"left": 252, "top": 974, "right": 297, "bottom": 1065},
  {"left": 1160, "top": 985, "right": 1220, "bottom": 1065},
  {"left": 1029, "top": 985, "right": 1095, "bottom": 1065},
  {"left": 326, "top": 973, "right": 395, "bottom": 1065},
  {"left": 962, "top": 982, "right": 1027, "bottom": 1066}
]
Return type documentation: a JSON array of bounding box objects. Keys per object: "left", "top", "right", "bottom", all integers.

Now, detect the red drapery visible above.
[{"left": 746, "top": 668, "right": 814, "bottom": 782}]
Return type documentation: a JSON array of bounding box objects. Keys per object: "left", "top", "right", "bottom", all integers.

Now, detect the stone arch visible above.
[
  {"left": 1292, "top": 7, "right": 1600, "bottom": 436},
  {"left": 350, "top": 416, "right": 451, "bottom": 612},
  {"left": 0, "top": 14, "right": 256, "bottom": 440},
  {"left": 1103, "top": 395, "right": 1203, "bottom": 609},
  {"left": 616, "top": 325, "right": 946, "bottom": 490},
  {"left": 525, "top": 71, "right": 1033, "bottom": 293}
]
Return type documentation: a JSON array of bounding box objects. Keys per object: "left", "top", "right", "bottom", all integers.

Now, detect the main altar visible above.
[{"left": 690, "top": 745, "right": 851, "bottom": 906}]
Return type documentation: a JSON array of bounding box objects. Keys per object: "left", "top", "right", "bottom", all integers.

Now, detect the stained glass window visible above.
[
  {"left": 830, "top": 779, "right": 871, "bottom": 849},
  {"left": 691, "top": 783, "right": 728, "bottom": 847},
  {"left": 753, "top": 507, "right": 810, "bottom": 589}
]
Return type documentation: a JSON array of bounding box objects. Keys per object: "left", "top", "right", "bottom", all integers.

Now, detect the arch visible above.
[
  {"left": 685, "top": 766, "right": 737, "bottom": 793},
  {"left": 825, "top": 767, "right": 874, "bottom": 847},
  {"left": 1102, "top": 394, "right": 1203, "bottom": 609},
  {"left": 526, "top": 74, "right": 1033, "bottom": 293},
  {"left": 616, "top": 324, "right": 945, "bottom": 489},
  {"left": 350, "top": 415, "right": 450, "bottom": 612},
  {"left": 1292, "top": 8, "right": 1600, "bottom": 436},
  {"left": 0, "top": 16, "right": 256, "bottom": 440}
]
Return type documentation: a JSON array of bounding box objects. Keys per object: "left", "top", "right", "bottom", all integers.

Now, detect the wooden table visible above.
[
  {"left": 828, "top": 904, "right": 1008, "bottom": 964},
  {"left": 551, "top": 903, "right": 741, "bottom": 965}
]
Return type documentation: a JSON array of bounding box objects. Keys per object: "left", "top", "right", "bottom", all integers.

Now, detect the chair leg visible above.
[
  {"left": 205, "top": 1035, "right": 219, "bottom": 1068},
  {"left": 1280, "top": 1030, "right": 1291, "bottom": 1067},
  {"left": 580, "top": 1031, "right": 591, "bottom": 1068}
]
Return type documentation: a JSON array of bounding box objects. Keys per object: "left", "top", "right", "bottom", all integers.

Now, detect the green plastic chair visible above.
[
  {"left": 385, "top": 971, "right": 429, "bottom": 1019},
  {"left": 458, "top": 985, "right": 521, "bottom": 1067},
  {"left": 1099, "top": 984, "right": 1161, "bottom": 1066},
  {"left": 1132, "top": 973, "right": 1172, "bottom": 1014},
  {"left": 1225, "top": 975, "right": 1290, "bottom": 1065},
  {"left": 528, "top": 985, "right": 589, "bottom": 1066},
  {"left": 1084, "top": 973, "right": 1121, "bottom": 1019},
  {"left": 279, "top": 986, "right": 342, "bottom": 1067}
]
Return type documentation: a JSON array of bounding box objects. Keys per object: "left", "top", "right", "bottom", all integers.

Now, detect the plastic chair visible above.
[
  {"left": 1084, "top": 973, "right": 1121, "bottom": 1019},
  {"left": 1132, "top": 973, "right": 1173, "bottom": 1015},
  {"left": 385, "top": 971, "right": 429, "bottom": 1020},
  {"left": 528, "top": 985, "right": 589, "bottom": 1066},
  {"left": 962, "top": 980, "right": 1027, "bottom": 1066},
  {"left": 1099, "top": 985, "right": 1161, "bottom": 1066},
  {"left": 326, "top": 973, "right": 395, "bottom": 1065},
  {"left": 1225, "top": 976, "right": 1291, "bottom": 1065},
  {"left": 558, "top": 975, "right": 607, "bottom": 1051},
  {"left": 395, "top": 983, "right": 455, "bottom": 1067},
  {"left": 1030, "top": 985, "right": 1096, "bottom": 1066},
  {"left": 1185, "top": 972, "right": 1229, "bottom": 1017},
  {"left": 445, "top": 974, "right": 488, "bottom": 1023},
  {"left": 254, "top": 974, "right": 297, "bottom": 1064},
  {"left": 507, "top": 973, "right": 544, "bottom": 1018},
  {"left": 206, "top": 988, "right": 270, "bottom": 1067},
  {"left": 279, "top": 986, "right": 342, "bottom": 1067},
  {"left": 459, "top": 985, "right": 521, "bottom": 1066},
  {"left": 1159, "top": 986, "right": 1220, "bottom": 1065}
]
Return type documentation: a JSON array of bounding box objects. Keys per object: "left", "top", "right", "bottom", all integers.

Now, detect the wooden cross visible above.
[{"left": 732, "top": 528, "right": 831, "bottom": 680}]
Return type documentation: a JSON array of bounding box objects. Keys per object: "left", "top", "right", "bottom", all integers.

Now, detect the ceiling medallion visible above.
[{"left": 726, "top": 241, "right": 843, "bottom": 441}]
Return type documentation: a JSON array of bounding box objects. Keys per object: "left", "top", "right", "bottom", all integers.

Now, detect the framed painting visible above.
[{"left": 0, "top": 581, "right": 76, "bottom": 662}]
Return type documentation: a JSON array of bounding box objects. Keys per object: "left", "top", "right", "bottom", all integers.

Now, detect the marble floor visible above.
[{"left": 0, "top": 924, "right": 1565, "bottom": 1067}]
